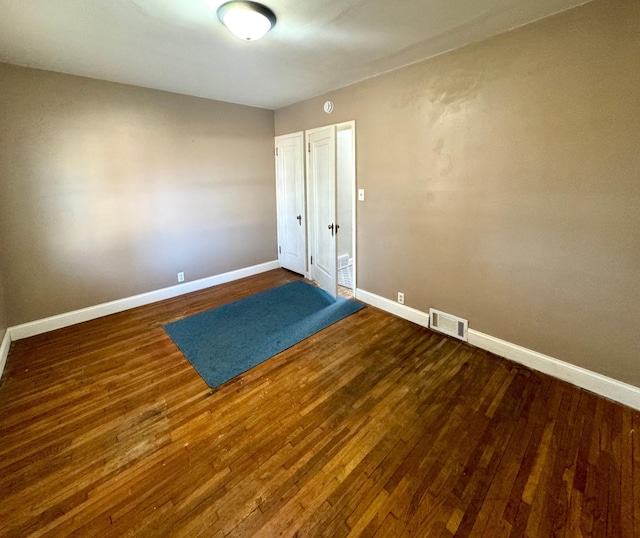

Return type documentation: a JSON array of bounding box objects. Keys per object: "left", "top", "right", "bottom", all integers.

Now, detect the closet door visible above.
[
  {"left": 275, "top": 132, "right": 306, "bottom": 275},
  {"left": 307, "top": 126, "right": 337, "bottom": 297}
]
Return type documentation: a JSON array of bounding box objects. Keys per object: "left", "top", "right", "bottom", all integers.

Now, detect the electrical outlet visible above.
[
  {"left": 358, "top": 189, "right": 365, "bottom": 201},
  {"left": 397, "top": 292, "right": 404, "bottom": 305},
  {"left": 177, "top": 272, "right": 185, "bottom": 283}
]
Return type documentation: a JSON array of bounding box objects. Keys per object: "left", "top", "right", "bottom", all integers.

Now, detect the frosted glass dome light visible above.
[{"left": 217, "top": 1, "right": 276, "bottom": 41}]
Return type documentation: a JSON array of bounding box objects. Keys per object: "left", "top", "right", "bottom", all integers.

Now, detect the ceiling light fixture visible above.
[{"left": 217, "top": 1, "right": 276, "bottom": 41}]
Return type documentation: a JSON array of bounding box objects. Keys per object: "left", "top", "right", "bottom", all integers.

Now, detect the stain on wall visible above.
[{"left": 275, "top": 0, "right": 640, "bottom": 386}]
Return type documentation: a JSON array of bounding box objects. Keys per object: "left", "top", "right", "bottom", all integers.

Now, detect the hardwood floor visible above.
[{"left": 0, "top": 269, "right": 637, "bottom": 537}]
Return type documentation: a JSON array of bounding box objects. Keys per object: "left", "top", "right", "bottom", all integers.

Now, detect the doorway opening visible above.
[
  {"left": 306, "top": 121, "right": 356, "bottom": 299},
  {"left": 336, "top": 123, "right": 355, "bottom": 299}
]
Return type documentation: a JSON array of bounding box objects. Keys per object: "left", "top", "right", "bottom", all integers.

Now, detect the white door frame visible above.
[{"left": 305, "top": 120, "right": 357, "bottom": 294}]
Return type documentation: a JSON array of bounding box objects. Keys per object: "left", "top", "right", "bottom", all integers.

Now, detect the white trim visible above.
[
  {"left": 355, "top": 288, "right": 430, "bottom": 328},
  {"left": 9, "top": 260, "right": 279, "bottom": 341},
  {"left": 346, "top": 121, "right": 357, "bottom": 295},
  {"left": 467, "top": 330, "right": 640, "bottom": 411},
  {"left": 354, "top": 288, "right": 640, "bottom": 411},
  {"left": 0, "top": 330, "right": 11, "bottom": 380}
]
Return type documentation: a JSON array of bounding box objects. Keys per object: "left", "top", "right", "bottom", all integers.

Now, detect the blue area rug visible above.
[{"left": 164, "top": 280, "right": 364, "bottom": 388}]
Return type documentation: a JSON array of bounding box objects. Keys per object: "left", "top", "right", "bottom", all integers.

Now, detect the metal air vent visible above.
[{"left": 429, "top": 308, "right": 468, "bottom": 342}]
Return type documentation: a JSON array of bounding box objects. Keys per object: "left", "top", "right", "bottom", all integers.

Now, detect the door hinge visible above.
[
  {"left": 307, "top": 143, "right": 310, "bottom": 153},
  {"left": 310, "top": 256, "right": 313, "bottom": 265},
  {"left": 279, "top": 245, "right": 281, "bottom": 254},
  {"left": 275, "top": 147, "right": 278, "bottom": 156}
]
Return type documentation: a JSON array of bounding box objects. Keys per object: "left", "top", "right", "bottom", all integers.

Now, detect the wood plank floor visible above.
[{"left": 0, "top": 269, "right": 637, "bottom": 537}]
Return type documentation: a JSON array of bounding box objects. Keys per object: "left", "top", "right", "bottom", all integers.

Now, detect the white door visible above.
[
  {"left": 308, "top": 126, "right": 338, "bottom": 297},
  {"left": 275, "top": 132, "right": 306, "bottom": 275}
]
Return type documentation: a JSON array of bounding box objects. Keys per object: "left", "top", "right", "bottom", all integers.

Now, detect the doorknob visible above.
[
  {"left": 328, "top": 223, "right": 334, "bottom": 236},
  {"left": 296, "top": 214, "right": 302, "bottom": 225}
]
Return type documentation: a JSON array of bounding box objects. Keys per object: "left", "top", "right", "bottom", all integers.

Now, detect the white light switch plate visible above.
[{"left": 358, "top": 189, "right": 365, "bottom": 201}]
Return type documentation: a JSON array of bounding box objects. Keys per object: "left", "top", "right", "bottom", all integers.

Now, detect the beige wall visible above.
[
  {"left": 0, "top": 64, "right": 276, "bottom": 326},
  {"left": 276, "top": 0, "right": 640, "bottom": 387}
]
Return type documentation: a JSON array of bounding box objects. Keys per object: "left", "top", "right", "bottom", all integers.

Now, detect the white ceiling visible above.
[{"left": 0, "top": 0, "right": 589, "bottom": 110}]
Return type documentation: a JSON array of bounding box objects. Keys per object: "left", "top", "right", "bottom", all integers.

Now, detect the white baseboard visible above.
[
  {"left": 355, "top": 288, "right": 640, "bottom": 411},
  {"left": 9, "top": 260, "right": 280, "bottom": 341},
  {"left": 467, "top": 330, "right": 640, "bottom": 411},
  {"left": 355, "top": 288, "right": 430, "bottom": 328},
  {"left": 0, "top": 330, "right": 11, "bottom": 380}
]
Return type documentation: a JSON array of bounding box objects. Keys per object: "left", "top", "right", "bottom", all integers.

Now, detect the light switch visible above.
[{"left": 358, "top": 189, "right": 365, "bottom": 201}]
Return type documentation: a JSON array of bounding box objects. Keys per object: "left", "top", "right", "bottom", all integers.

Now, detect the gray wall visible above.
[
  {"left": 0, "top": 63, "right": 276, "bottom": 325},
  {"left": 276, "top": 0, "right": 640, "bottom": 387}
]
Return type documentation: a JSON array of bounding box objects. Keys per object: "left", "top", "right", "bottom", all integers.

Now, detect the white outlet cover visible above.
[{"left": 358, "top": 189, "right": 365, "bottom": 201}]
